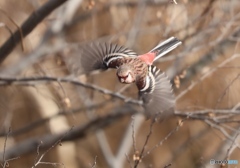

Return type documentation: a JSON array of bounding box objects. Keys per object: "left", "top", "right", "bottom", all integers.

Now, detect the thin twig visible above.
[
  {"left": 204, "top": 120, "right": 240, "bottom": 149},
  {"left": 215, "top": 74, "right": 240, "bottom": 108},
  {"left": 131, "top": 116, "right": 137, "bottom": 153},
  {"left": 0, "top": 102, "right": 106, "bottom": 137},
  {"left": 164, "top": 163, "right": 172, "bottom": 168},
  {"left": 0, "top": 76, "right": 142, "bottom": 105},
  {"left": 170, "top": 0, "right": 178, "bottom": 4},
  {"left": 33, "top": 141, "right": 43, "bottom": 166},
  {"left": 0, "top": 107, "right": 136, "bottom": 162},
  {"left": 32, "top": 127, "right": 72, "bottom": 168},
  {"left": 0, "top": 0, "right": 68, "bottom": 62},
  {"left": 134, "top": 119, "right": 155, "bottom": 168},
  {"left": 2, "top": 128, "right": 10, "bottom": 168},
  {"left": 176, "top": 54, "right": 240, "bottom": 101},
  {"left": 0, "top": 22, "right": 13, "bottom": 40},
  {"left": 0, "top": 8, "right": 24, "bottom": 51},
  {"left": 225, "top": 128, "right": 240, "bottom": 160},
  {"left": 1, "top": 128, "right": 20, "bottom": 168},
  {"left": 142, "top": 119, "right": 184, "bottom": 159},
  {"left": 114, "top": 115, "right": 145, "bottom": 168},
  {"left": 90, "top": 156, "right": 97, "bottom": 168},
  {"left": 125, "top": 154, "right": 133, "bottom": 168}
]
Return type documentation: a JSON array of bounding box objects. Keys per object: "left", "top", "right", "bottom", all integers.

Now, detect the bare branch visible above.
[
  {"left": 0, "top": 0, "right": 68, "bottom": 63},
  {"left": 0, "top": 76, "right": 142, "bottom": 106},
  {"left": 115, "top": 115, "right": 145, "bottom": 168},
  {"left": 1, "top": 128, "right": 20, "bottom": 168},
  {"left": 143, "top": 119, "right": 185, "bottom": 159},
  {"left": 0, "top": 105, "right": 137, "bottom": 162},
  {"left": 0, "top": 102, "right": 107, "bottom": 137},
  {"left": 134, "top": 119, "right": 155, "bottom": 168},
  {"left": 215, "top": 74, "right": 240, "bottom": 108},
  {"left": 176, "top": 54, "right": 240, "bottom": 101},
  {"left": 31, "top": 128, "right": 70, "bottom": 168},
  {"left": 90, "top": 156, "right": 97, "bottom": 168},
  {"left": 0, "top": 8, "right": 25, "bottom": 51}
]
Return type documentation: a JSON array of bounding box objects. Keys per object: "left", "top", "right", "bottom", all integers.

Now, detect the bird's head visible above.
[{"left": 117, "top": 64, "right": 135, "bottom": 84}]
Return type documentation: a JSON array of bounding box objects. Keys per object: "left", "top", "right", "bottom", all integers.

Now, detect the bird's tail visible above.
[{"left": 150, "top": 37, "right": 182, "bottom": 62}]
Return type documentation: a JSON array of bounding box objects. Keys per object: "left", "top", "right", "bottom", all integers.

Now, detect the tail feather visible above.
[{"left": 150, "top": 37, "right": 182, "bottom": 62}]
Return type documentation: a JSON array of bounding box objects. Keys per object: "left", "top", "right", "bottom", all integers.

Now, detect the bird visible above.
[{"left": 66, "top": 37, "right": 182, "bottom": 118}]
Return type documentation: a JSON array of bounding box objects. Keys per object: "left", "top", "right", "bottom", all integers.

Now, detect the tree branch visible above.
[
  {"left": 0, "top": 106, "right": 137, "bottom": 162},
  {"left": 0, "top": 102, "right": 107, "bottom": 137},
  {"left": 0, "top": 0, "right": 68, "bottom": 63},
  {"left": 0, "top": 76, "right": 142, "bottom": 105}
]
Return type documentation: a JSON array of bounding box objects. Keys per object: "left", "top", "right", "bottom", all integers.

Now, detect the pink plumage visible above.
[{"left": 138, "top": 53, "right": 155, "bottom": 65}]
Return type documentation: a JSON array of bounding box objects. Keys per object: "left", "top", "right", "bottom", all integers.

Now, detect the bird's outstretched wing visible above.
[
  {"left": 66, "top": 42, "right": 137, "bottom": 75},
  {"left": 138, "top": 65, "right": 175, "bottom": 118}
]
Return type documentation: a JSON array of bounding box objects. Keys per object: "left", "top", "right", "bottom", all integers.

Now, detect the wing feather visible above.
[
  {"left": 138, "top": 65, "right": 175, "bottom": 118},
  {"left": 66, "top": 42, "right": 137, "bottom": 75}
]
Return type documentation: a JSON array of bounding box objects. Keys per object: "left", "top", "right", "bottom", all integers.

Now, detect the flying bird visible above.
[{"left": 67, "top": 37, "right": 182, "bottom": 118}]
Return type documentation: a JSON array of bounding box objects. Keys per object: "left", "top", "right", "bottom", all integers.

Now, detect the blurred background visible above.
[{"left": 0, "top": 0, "right": 240, "bottom": 167}]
